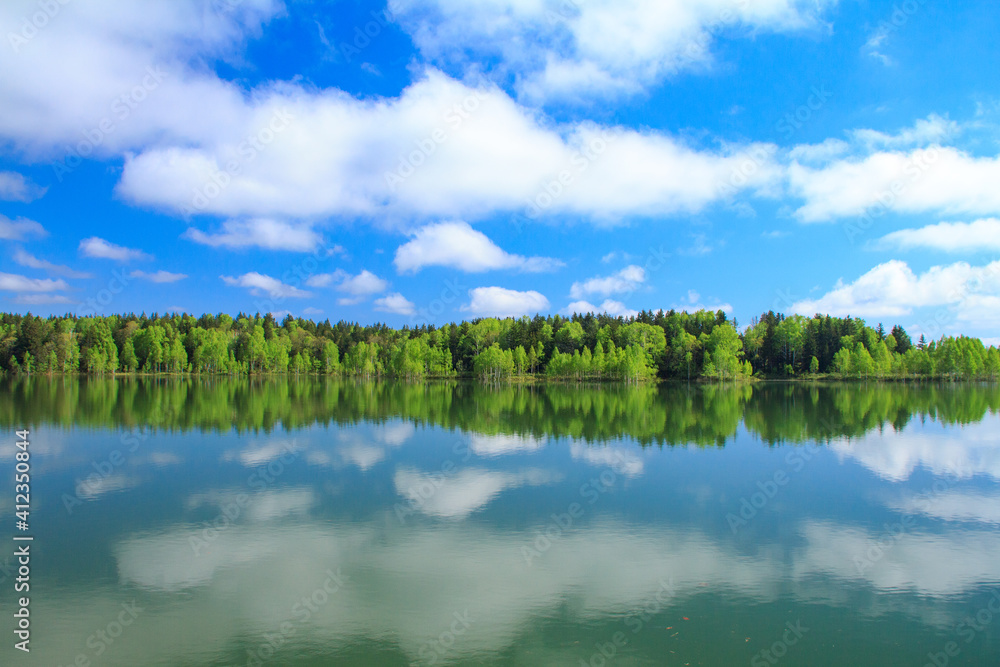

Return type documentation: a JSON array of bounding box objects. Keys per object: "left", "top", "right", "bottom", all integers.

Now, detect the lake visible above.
[{"left": 2, "top": 377, "right": 999, "bottom": 666}]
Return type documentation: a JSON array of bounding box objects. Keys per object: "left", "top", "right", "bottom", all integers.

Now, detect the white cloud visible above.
[
  {"left": 79, "top": 237, "right": 151, "bottom": 261},
  {"left": 563, "top": 299, "right": 637, "bottom": 318},
  {"left": 12, "top": 294, "right": 74, "bottom": 305},
  {"left": 569, "top": 443, "right": 644, "bottom": 477},
  {"left": 222, "top": 440, "right": 301, "bottom": 467},
  {"left": 0, "top": 272, "right": 69, "bottom": 292},
  {"left": 115, "top": 72, "right": 778, "bottom": 222},
  {"left": 0, "top": 171, "right": 46, "bottom": 202},
  {"left": 307, "top": 270, "right": 388, "bottom": 305},
  {"left": 887, "top": 491, "right": 1000, "bottom": 526},
  {"left": 220, "top": 272, "right": 311, "bottom": 299},
  {"left": 600, "top": 251, "right": 631, "bottom": 264},
  {"left": 851, "top": 114, "right": 959, "bottom": 150},
  {"left": 0, "top": 214, "right": 46, "bottom": 240},
  {"left": 13, "top": 249, "right": 91, "bottom": 278},
  {"left": 391, "top": 0, "right": 833, "bottom": 102},
  {"left": 394, "top": 221, "right": 562, "bottom": 273},
  {"left": 570, "top": 265, "right": 645, "bottom": 299},
  {"left": 469, "top": 434, "right": 547, "bottom": 458},
  {"left": 873, "top": 218, "right": 1000, "bottom": 253},
  {"left": 787, "top": 138, "right": 849, "bottom": 164},
  {"left": 0, "top": 0, "right": 282, "bottom": 158},
  {"left": 826, "top": 419, "right": 1000, "bottom": 483},
  {"left": 393, "top": 467, "right": 555, "bottom": 518},
  {"left": 789, "top": 146, "right": 1000, "bottom": 222},
  {"left": 334, "top": 270, "right": 389, "bottom": 306},
  {"left": 463, "top": 286, "right": 549, "bottom": 318},
  {"left": 129, "top": 269, "right": 187, "bottom": 283},
  {"left": 183, "top": 219, "right": 322, "bottom": 252},
  {"left": 374, "top": 292, "right": 416, "bottom": 316},
  {"left": 0, "top": 1, "right": 783, "bottom": 224},
  {"left": 304, "top": 271, "right": 345, "bottom": 289},
  {"left": 790, "top": 259, "right": 1000, "bottom": 321}
]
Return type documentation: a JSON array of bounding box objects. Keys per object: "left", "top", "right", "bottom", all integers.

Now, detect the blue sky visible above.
[{"left": 1, "top": 0, "right": 999, "bottom": 342}]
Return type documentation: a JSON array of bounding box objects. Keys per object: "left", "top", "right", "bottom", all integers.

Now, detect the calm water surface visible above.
[{"left": 1, "top": 378, "right": 999, "bottom": 666}]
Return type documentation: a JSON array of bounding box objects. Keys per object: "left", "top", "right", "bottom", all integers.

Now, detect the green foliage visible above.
[{"left": 0, "top": 310, "right": 993, "bottom": 384}]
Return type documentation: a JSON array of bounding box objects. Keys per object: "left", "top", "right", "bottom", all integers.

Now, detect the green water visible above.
[{"left": 1, "top": 377, "right": 999, "bottom": 666}]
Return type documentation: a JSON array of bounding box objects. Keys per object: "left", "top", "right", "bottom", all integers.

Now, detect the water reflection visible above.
[{"left": 0, "top": 379, "right": 998, "bottom": 665}]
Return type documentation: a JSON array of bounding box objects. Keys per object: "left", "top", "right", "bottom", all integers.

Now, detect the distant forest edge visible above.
[{"left": 0, "top": 309, "right": 997, "bottom": 382}]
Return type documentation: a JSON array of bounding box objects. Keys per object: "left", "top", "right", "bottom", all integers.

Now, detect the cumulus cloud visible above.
[
  {"left": 79, "top": 237, "right": 151, "bottom": 261},
  {"left": 789, "top": 146, "right": 1000, "bottom": 223},
  {"left": 0, "top": 272, "right": 70, "bottom": 293},
  {"left": 851, "top": 114, "right": 959, "bottom": 150},
  {"left": 129, "top": 269, "right": 188, "bottom": 283},
  {"left": 391, "top": 0, "right": 834, "bottom": 102},
  {"left": 0, "top": 170, "right": 46, "bottom": 202},
  {"left": 394, "top": 221, "right": 562, "bottom": 273},
  {"left": 12, "top": 294, "right": 74, "bottom": 305},
  {"left": 115, "top": 72, "right": 778, "bottom": 222},
  {"left": 790, "top": 259, "right": 1000, "bottom": 324},
  {"left": 0, "top": 214, "right": 46, "bottom": 240},
  {"left": 339, "top": 270, "right": 390, "bottom": 306},
  {"left": 394, "top": 467, "right": 555, "bottom": 518},
  {"left": 374, "top": 292, "right": 416, "bottom": 316},
  {"left": 463, "top": 286, "right": 549, "bottom": 318},
  {"left": 307, "top": 269, "right": 389, "bottom": 302},
  {"left": 468, "top": 434, "right": 547, "bottom": 458},
  {"left": 13, "top": 249, "right": 91, "bottom": 278},
  {"left": 183, "top": 219, "right": 322, "bottom": 252},
  {"left": 0, "top": 1, "right": 782, "bottom": 224},
  {"left": 221, "top": 272, "right": 311, "bottom": 299},
  {"left": 569, "top": 265, "right": 645, "bottom": 299},
  {"left": 0, "top": 0, "right": 282, "bottom": 158},
  {"left": 873, "top": 219, "right": 1000, "bottom": 253}
]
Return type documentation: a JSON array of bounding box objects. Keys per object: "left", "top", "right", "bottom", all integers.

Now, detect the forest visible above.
[
  {"left": 0, "top": 308, "right": 997, "bottom": 382},
  {"left": 1, "top": 376, "right": 996, "bottom": 443}
]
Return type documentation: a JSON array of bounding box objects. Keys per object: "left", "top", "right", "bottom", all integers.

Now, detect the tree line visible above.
[{"left": 0, "top": 309, "right": 996, "bottom": 381}]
